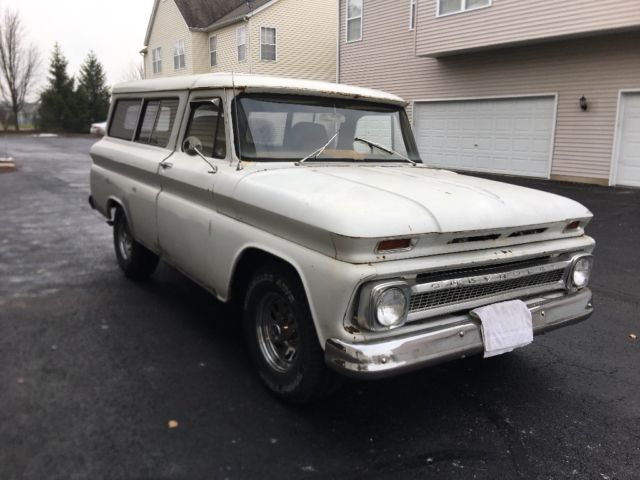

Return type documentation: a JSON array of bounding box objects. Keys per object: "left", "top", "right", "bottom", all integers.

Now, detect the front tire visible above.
[
  {"left": 113, "top": 208, "right": 159, "bottom": 281},
  {"left": 243, "top": 263, "right": 341, "bottom": 403}
]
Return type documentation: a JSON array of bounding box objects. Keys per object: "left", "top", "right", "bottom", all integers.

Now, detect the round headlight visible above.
[
  {"left": 376, "top": 287, "right": 408, "bottom": 328},
  {"left": 572, "top": 256, "right": 593, "bottom": 288}
]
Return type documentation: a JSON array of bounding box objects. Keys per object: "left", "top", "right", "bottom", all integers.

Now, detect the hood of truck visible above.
[{"left": 229, "top": 164, "right": 592, "bottom": 262}]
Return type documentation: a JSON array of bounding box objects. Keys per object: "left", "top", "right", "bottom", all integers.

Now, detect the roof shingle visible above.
[{"left": 174, "top": 0, "right": 270, "bottom": 29}]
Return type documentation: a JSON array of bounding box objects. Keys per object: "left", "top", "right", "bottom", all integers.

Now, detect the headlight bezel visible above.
[
  {"left": 567, "top": 254, "right": 594, "bottom": 290},
  {"left": 357, "top": 280, "right": 412, "bottom": 331}
]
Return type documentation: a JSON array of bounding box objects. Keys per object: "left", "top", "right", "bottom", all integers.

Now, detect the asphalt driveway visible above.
[{"left": 0, "top": 134, "right": 638, "bottom": 479}]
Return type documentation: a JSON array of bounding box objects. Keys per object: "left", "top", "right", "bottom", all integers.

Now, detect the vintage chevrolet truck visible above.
[{"left": 89, "top": 73, "right": 594, "bottom": 402}]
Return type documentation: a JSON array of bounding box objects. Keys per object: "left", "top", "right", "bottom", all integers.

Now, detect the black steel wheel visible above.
[
  {"left": 243, "top": 262, "right": 341, "bottom": 403},
  {"left": 113, "top": 208, "right": 159, "bottom": 281}
]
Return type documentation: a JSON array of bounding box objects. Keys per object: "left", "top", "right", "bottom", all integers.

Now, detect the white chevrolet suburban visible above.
[{"left": 89, "top": 73, "right": 595, "bottom": 402}]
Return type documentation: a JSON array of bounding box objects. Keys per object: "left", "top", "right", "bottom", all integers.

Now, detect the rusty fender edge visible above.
[{"left": 325, "top": 288, "right": 593, "bottom": 379}]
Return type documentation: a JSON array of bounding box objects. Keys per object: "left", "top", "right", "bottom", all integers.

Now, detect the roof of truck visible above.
[{"left": 112, "top": 73, "right": 406, "bottom": 106}]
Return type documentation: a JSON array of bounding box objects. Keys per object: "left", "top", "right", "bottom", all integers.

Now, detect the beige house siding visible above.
[
  {"left": 416, "top": 0, "right": 640, "bottom": 57},
  {"left": 197, "top": 22, "right": 253, "bottom": 74},
  {"left": 145, "top": 0, "right": 337, "bottom": 82},
  {"left": 201, "top": 0, "right": 337, "bottom": 81},
  {"left": 190, "top": 31, "right": 214, "bottom": 74},
  {"left": 145, "top": 0, "right": 194, "bottom": 77},
  {"left": 339, "top": 0, "right": 640, "bottom": 182}
]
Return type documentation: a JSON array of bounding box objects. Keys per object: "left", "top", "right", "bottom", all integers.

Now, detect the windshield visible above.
[{"left": 232, "top": 94, "right": 421, "bottom": 163}]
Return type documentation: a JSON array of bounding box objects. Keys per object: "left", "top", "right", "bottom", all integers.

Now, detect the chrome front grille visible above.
[{"left": 407, "top": 260, "right": 568, "bottom": 320}]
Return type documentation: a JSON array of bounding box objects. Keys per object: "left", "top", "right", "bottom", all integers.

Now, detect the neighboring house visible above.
[
  {"left": 142, "top": 0, "right": 337, "bottom": 83},
  {"left": 339, "top": 0, "right": 640, "bottom": 187}
]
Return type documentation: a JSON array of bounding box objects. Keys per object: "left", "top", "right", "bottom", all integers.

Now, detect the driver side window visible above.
[{"left": 184, "top": 99, "right": 226, "bottom": 158}]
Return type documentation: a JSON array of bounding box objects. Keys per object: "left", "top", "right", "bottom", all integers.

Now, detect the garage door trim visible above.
[
  {"left": 411, "top": 93, "right": 559, "bottom": 179},
  {"left": 609, "top": 88, "right": 640, "bottom": 187}
]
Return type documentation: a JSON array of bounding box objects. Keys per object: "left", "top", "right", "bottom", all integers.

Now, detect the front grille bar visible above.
[{"left": 407, "top": 259, "right": 569, "bottom": 322}]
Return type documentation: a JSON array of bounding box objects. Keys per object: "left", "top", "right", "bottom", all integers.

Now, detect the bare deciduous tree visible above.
[
  {"left": 0, "top": 10, "right": 40, "bottom": 131},
  {"left": 121, "top": 59, "right": 145, "bottom": 82}
]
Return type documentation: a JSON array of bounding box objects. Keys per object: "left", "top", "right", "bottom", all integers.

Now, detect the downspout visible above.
[
  {"left": 246, "top": 17, "right": 252, "bottom": 74},
  {"left": 336, "top": 0, "right": 340, "bottom": 83}
]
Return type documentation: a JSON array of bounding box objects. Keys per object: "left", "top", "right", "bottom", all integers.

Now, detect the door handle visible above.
[{"left": 160, "top": 162, "right": 173, "bottom": 170}]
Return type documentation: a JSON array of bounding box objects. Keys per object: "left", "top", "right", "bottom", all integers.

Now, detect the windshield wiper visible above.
[
  {"left": 298, "top": 130, "right": 340, "bottom": 164},
  {"left": 354, "top": 136, "right": 416, "bottom": 165}
]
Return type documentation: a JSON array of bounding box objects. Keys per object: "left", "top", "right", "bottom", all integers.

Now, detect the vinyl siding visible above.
[
  {"left": 196, "top": 22, "right": 253, "bottom": 74},
  {"left": 338, "top": 0, "right": 640, "bottom": 182},
  {"left": 416, "top": 0, "right": 640, "bottom": 57},
  {"left": 246, "top": 0, "right": 337, "bottom": 81},
  {"left": 204, "top": 0, "right": 337, "bottom": 81},
  {"left": 145, "top": 0, "right": 194, "bottom": 77}
]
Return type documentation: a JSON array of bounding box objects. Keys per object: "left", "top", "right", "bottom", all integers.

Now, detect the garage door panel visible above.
[
  {"left": 414, "top": 96, "right": 555, "bottom": 178},
  {"left": 614, "top": 93, "right": 640, "bottom": 187}
]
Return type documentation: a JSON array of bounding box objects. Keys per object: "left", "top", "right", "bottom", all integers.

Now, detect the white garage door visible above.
[
  {"left": 414, "top": 96, "right": 556, "bottom": 178},
  {"left": 614, "top": 93, "right": 640, "bottom": 187}
]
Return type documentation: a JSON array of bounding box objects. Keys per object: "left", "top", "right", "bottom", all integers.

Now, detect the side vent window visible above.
[
  {"left": 109, "top": 99, "right": 142, "bottom": 140},
  {"left": 135, "top": 98, "right": 179, "bottom": 148},
  {"left": 184, "top": 98, "right": 226, "bottom": 159}
]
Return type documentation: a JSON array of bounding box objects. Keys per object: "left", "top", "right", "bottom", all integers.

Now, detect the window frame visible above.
[
  {"left": 151, "top": 47, "right": 162, "bottom": 75},
  {"left": 260, "top": 26, "right": 277, "bottom": 62},
  {"left": 436, "top": 0, "right": 491, "bottom": 17},
  {"left": 108, "top": 98, "right": 143, "bottom": 141},
  {"left": 409, "top": 0, "right": 417, "bottom": 30},
  {"left": 345, "top": 0, "right": 363, "bottom": 43},
  {"left": 173, "top": 39, "right": 186, "bottom": 70},
  {"left": 236, "top": 25, "right": 247, "bottom": 63},
  {"left": 231, "top": 93, "right": 422, "bottom": 163},
  {"left": 182, "top": 97, "right": 227, "bottom": 160},
  {"left": 134, "top": 97, "right": 180, "bottom": 149},
  {"left": 209, "top": 35, "right": 217, "bottom": 67}
]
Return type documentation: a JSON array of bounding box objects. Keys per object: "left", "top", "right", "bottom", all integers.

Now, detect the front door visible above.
[{"left": 156, "top": 92, "right": 230, "bottom": 290}]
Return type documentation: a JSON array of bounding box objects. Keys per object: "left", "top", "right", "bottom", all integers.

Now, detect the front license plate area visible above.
[{"left": 471, "top": 299, "right": 533, "bottom": 358}]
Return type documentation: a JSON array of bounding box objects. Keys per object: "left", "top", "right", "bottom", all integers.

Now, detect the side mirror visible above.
[{"left": 183, "top": 136, "right": 203, "bottom": 156}]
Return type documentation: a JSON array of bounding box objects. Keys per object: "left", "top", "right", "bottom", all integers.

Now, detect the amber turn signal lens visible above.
[
  {"left": 377, "top": 238, "right": 412, "bottom": 252},
  {"left": 565, "top": 221, "right": 581, "bottom": 231}
]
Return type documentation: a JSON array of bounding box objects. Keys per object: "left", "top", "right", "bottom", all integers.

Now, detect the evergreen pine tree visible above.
[
  {"left": 76, "top": 51, "right": 110, "bottom": 127},
  {"left": 39, "top": 43, "right": 80, "bottom": 132}
]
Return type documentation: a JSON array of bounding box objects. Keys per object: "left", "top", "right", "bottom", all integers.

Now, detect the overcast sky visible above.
[{"left": 4, "top": 0, "right": 155, "bottom": 97}]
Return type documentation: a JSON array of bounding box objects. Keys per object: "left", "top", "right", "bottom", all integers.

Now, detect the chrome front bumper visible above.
[{"left": 325, "top": 288, "right": 593, "bottom": 379}]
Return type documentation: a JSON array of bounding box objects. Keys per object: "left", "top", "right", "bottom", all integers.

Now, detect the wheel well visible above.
[
  {"left": 229, "top": 248, "right": 303, "bottom": 305},
  {"left": 106, "top": 199, "right": 123, "bottom": 223}
]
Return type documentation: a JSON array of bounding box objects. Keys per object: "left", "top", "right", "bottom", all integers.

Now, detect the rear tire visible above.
[
  {"left": 113, "top": 208, "right": 159, "bottom": 281},
  {"left": 243, "top": 262, "right": 341, "bottom": 403}
]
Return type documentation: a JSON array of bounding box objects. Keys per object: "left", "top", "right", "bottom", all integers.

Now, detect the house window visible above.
[
  {"left": 260, "top": 27, "right": 277, "bottom": 61},
  {"left": 152, "top": 47, "right": 162, "bottom": 74},
  {"left": 409, "top": 0, "right": 416, "bottom": 30},
  {"left": 173, "top": 39, "right": 185, "bottom": 70},
  {"left": 237, "top": 25, "right": 247, "bottom": 62},
  {"left": 209, "top": 35, "right": 217, "bottom": 66},
  {"left": 438, "top": 0, "right": 490, "bottom": 16},
  {"left": 346, "top": 0, "right": 362, "bottom": 42}
]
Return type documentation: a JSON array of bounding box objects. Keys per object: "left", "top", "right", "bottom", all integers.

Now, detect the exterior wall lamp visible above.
[{"left": 579, "top": 95, "right": 589, "bottom": 111}]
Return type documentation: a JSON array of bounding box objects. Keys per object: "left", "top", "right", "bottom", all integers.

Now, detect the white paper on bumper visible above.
[{"left": 472, "top": 299, "right": 533, "bottom": 358}]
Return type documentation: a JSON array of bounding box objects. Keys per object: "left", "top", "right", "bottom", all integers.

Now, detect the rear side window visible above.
[
  {"left": 136, "top": 98, "right": 179, "bottom": 147},
  {"left": 109, "top": 100, "right": 142, "bottom": 140},
  {"left": 183, "top": 98, "right": 226, "bottom": 158}
]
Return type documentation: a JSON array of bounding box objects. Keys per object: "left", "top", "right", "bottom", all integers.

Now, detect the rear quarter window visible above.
[
  {"left": 135, "top": 98, "right": 180, "bottom": 148},
  {"left": 109, "top": 99, "right": 142, "bottom": 140}
]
